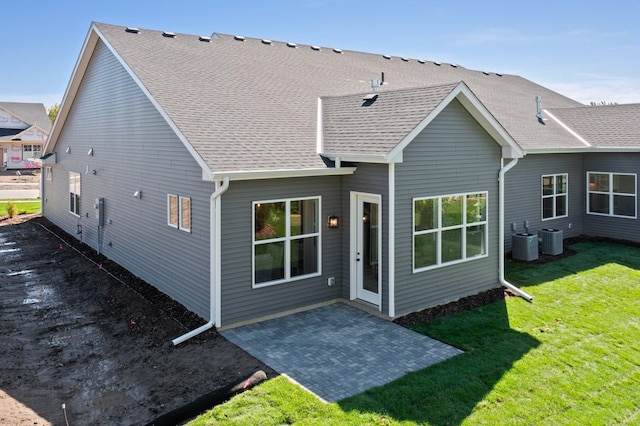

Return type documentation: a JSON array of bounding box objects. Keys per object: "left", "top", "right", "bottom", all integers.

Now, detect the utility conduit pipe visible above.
[
  {"left": 173, "top": 177, "right": 229, "bottom": 345},
  {"left": 498, "top": 158, "right": 533, "bottom": 302}
]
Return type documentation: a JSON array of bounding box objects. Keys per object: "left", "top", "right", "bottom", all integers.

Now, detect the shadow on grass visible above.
[
  {"left": 507, "top": 240, "right": 640, "bottom": 288},
  {"left": 339, "top": 299, "right": 540, "bottom": 425}
]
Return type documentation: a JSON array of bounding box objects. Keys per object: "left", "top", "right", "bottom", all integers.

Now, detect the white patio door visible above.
[{"left": 351, "top": 192, "right": 382, "bottom": 308}]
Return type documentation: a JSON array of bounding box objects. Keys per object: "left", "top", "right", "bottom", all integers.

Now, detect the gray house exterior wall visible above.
[
  {"left": 341, "top": 163, "right": 390, "bottom": 313},
  {"left": 583, "top": 152, "right": 640, "bottom": 240},
  {"left": 219, "top": 177, "right": 344, "bottom": 325},
  {"left": 503, "top": 153, "right": 585, "bottom": 252},
  {"left": 42, "top": 40, "right": 215, "bottom": 319},
  {"left": 393, "top": 99, "right": 502, "bottom": 316}
]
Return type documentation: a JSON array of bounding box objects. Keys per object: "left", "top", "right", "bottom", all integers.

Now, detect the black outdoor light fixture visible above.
[{"left": 327, "top": 216, "right": 339, "bottom": 229}]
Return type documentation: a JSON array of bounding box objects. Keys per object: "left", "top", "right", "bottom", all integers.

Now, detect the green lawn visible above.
[
  {"left": 191, "top": 241, "right": 640, "bottom": 425},
  {"left": 0, "top": 200, "right": 41, "bottom": 217}
]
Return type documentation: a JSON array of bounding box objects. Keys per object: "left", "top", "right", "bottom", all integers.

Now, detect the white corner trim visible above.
[
  {"left": 388, "top": 163, "right": 396, "bottom": 317},
  {"left": 316, "top": 97, "right": 323, "bottom": 154}
]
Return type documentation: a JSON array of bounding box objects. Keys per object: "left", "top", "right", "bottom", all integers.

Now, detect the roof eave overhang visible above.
[
  {"left": 527, "top": 146, "right": 640, "bottom": 154},
  {"left": 212, "top": 166, "right": 358, "bottom": 182},
  {"left": 44, "top": 23, "right": 215, "bottom": 182},
  {"left": 322, "top": 153, "right": 397, "bottom": 164}
]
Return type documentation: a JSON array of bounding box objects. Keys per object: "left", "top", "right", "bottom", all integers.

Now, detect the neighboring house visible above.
[
  {"left": 42, "top": 23, "right": 640, "bottom": 336},
  {"left": 0, "top": 102, "right": 50, "bottom": 170}
]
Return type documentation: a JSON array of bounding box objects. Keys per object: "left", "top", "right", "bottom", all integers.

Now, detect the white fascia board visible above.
[
  {"left": 385, "top": 82, "right": 524, "bottom": 163},
  {"left": 47, "top": 23, "right": 215, "bottom": 181},
  {"left": 212, "top": 166, "right": 357, "bottom": 181},
  {"left": 528, "top": 146, "right": 640, "bottom": 154},
  {"left": 454, "top": 84, "right": 524, "bottom": 158},
  {"left": 322, "top": 153, "right": 396, "bottom": 163},
  {"left": 44, "top": 24, "right": 100, "bottom": 154},
  {"left": 93, "top": 27, "right": 215, "bottom": 181}
]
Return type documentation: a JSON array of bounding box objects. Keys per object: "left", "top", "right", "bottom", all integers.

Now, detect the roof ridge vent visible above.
[
  {"left": 333, "top": 48, "right": 343, "bottom": 54},
  {"left": 417, "top": 59, "right": 426, "bottom": 64},
  {"left": 382, "top": 54, "right": 391, "bottom": 60},
  {"left": 450, "top": 63, "right": 458, "bottom": 68},
  {"left": 162, "top": 31, "right": 176, "bottom": 38},
  {"left": 401, "top": 57, "right": 409, "bottom": 62},
  {"left": 434, "top": 62, "right": 442, "bottom": 66},
  {"left": 311, "top": 45, "right": 321, "bottom": 51},
  {"left": 125, "top": 27, "right": 140, "bottom": 34},
  {"left": 287, "top": 42, "right": 298, "bottom": 48},
  {"left": 261, "top": 39, "right": 272, "bottom": 45},
  {"left": 199, "top": 36, "right": 211, "bottom": 42},
  {"left": 234, "top": 35, "right": 246, "bottom": 41}
]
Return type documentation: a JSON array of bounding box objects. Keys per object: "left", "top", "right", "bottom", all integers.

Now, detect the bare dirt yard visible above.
[{"left": 0, "top": 215, "right": 276, "bottom": 425}]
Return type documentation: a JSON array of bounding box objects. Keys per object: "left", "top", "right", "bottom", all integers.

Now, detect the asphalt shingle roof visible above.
[
  {"left": 93, "top": 23, "right": 588, "bottom": 173},
  {"left": 547, "top": 104, "right": 640, "bottom": 148},
  {"left": 0, "top": 102, "right": 51, "bottom": 132},
  {"left": 0, "top": 102, "right": 51, "bottom": 142},
  {"left": 322, "top": 83, "right": 461, "bottom": 156}
]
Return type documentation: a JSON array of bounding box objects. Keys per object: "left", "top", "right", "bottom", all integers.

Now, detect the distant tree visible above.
[
  {"left": 47, "top": 103, "right": 60, "bottom": 123},
  {"left": 589, "top": 101, "right": 618, "bottom": 106}
]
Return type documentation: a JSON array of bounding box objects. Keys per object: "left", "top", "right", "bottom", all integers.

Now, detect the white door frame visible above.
[{"left": 350, "top": 191, "right": 382, "bottom": 309}]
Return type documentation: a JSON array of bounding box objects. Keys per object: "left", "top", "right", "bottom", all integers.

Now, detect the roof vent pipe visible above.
[{"left": 536, "top": 96, "right": 545, "bottom": 124}]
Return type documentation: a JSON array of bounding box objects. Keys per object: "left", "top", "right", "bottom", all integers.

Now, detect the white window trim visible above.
[
  {"left": 541, "top": 173, "right": 568, "bottom": 221},
  {"left": 587, "top": 171, "right": 637, "bottom": 219},
  {"left": 69, "top": 171, "right": 81, "bottom": 217},
  {"left": 167, "top": 194, "right": 178, "bottom": 228},
  {"left": 179, "top": 196, "right": 191, "bottom": 233},
  {"left": 167, "top": 194, "right": 191, "bottom": 232},
  {"left": 413, "top": 191, "right": 489, "bottom": 273},
  {"left": 252, "top": 196, "right": 322, "bottom": 288}
]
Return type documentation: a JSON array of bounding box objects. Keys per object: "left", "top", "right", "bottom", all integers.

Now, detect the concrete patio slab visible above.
[{"left": 221, "top": 303, "right": 463, "bottom": 402}]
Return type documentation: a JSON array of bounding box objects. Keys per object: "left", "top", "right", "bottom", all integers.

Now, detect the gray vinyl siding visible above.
[
  {"left": 504, "top": 154, "right": 584, "bottom": 252},
  {"left": 220, "top": 176, "right": 343, "bottom": 326},
  {"left": 341, "top": 163, "right": 390, "bottom": 314},
  {"left": 583, "top": 152, "right": 640, "bottom": 240},
  {"left": 42, "top": 40, "right": 214, "bottom": 319},
  {"left": 394, "top": 99, "right": 501, "bottom": 317}
]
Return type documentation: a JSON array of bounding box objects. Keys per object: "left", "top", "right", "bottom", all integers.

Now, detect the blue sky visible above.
[{"left": 2, "top": 0, "right": 640, "bottom": 108}]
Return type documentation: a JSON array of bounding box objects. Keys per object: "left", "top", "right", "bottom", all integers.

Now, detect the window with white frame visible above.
[
  {"left": 413, "top": 192, "right": 488, "bottom": 271},
  {"left": 253, "top": 197, "right": 320, "bottom": 286},
  {"left": 69, "top": 171, "right": 81, "bottom": 216},
  {"left": 45, "top": 166, "right": 52, "bottom": 181},
  {"left": 167, "top": 194, "right": 191, "bottom": 232},
  {"left": 587, "top": 172, "right": 637, "bottom": 218},
  {"left": 542, "top": 173, "right": 568, "bottom": 220},
  {"left": 23, "top": 144, "right": 42, "bottom": 159}
]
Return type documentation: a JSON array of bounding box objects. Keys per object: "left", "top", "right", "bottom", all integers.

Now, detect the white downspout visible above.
[
  {"left": 499, "top": 158, "right": 533, "bottom": 302},
  {"left": 173, "top": 176, "right": 230, "bottom": 345}
]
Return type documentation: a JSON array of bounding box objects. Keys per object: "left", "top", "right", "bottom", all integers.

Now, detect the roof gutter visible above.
[
  {"left": 172, "top": 176, "right": 230, "bottom": 345},
  {"left": 498, "top": 158, "right": 533, "bottom": 301}
]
